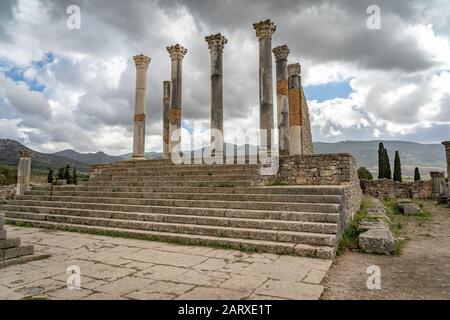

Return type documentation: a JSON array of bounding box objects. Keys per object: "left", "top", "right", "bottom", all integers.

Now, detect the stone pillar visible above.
[
  {"left": 132, "top": 54, "right": 151, "bottom": 160},
  {"left": 16, "top": 150, "right": 32, "bottom": 196},
  {"left": 205, "top": 33, "right": 228, "bottom": 157},
  {"left": 253, "top": 19, "right": 276, "bottom": 155},
  {"left": 273, "top": 45, "right": 290, "bottom": 156},
  {"left": 162, "top": 81, "right": 171, "bottom": 160},
  {"left": 430, "top": 171, "right": 445, "bottom": 200},
  {"left": 288, "top": 63, "right": 302, "bottom": 155},
  {"left": 300, "top": 86, "right": 314, "bottom": 155},
  {"left": 442, "top": 141, "right": 450, "bottom": 204},
  {"left": 167, "top": 44, "right": 187, "bottom": 156}
]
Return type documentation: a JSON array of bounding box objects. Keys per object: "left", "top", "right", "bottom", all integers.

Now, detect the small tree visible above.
[
  {"left": 72, "top": 167, "right": 78, "bottom": 185},
  {"left": 414, "top": 167, "right": 421, "bottom": 181},
  {"left": 358, "top": 167, "right": 373, "bottom": 180},
  {"left": 393, "top": 151, "right": 402, "bottom": 182},
  {"left": 47, "top": 168, "right": 54, "bottom": 184},
  {"left": 64, "top": 164, "right": 72, "bottom": 184},
  {"left": 57, "top": 167, "right": 65, "bottom": 180}
]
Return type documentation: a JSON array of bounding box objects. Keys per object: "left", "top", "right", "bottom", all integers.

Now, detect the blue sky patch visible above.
[{"left": 304, "top": 80, "right": 353, "bottom": 102}]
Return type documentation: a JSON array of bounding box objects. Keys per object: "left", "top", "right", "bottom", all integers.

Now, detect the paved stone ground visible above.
[
  {"left": 0, "top": 226, "right": 331, "bottom": 300},
  {"left": 322, "top": 201, "right": 450, "bottom": 299}
]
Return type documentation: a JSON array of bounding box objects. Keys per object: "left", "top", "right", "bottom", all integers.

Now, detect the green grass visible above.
[
  {"left": 337, "top": 197, "right": 371, "bottom": 255},
  {"left": 266, "top": 179, "right": 288, "bottom": 186}
]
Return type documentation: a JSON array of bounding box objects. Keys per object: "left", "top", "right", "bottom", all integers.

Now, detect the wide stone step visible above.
[
  {"left": 90, "top": 174, "right": 259, "bottom": 182},
  {"left": 25, "top": 190, "right": 342, "bottom": 204},
  {"left": 106, "top": 163, "right": 261, "bottom": 170},
  {"left": 1, "top": 207, "right": 338, "bottom": 233},
  {"left": 32, "top": 185, "right": 345, "bottom": 195},
  {"left": 13, "top": 195, "right": 341, "bottom": 213},
  {"left": 1, "top": 203, "right": 339, "bottom": 223},
  {"left": 4, "top": 218, "right": 334, "bottom": 259},
  {"left": 96, "top": 168, "right": 259, "bottom": 175},
  {"left": 86, "top": 180, "right": 255, "bottom": 187},
  {"left": 4, "top": 212, "right": 336, "bottom": 246}
]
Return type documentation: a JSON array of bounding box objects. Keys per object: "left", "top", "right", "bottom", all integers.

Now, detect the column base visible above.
[{"left": 131, "top": 156, "right": 146, "bottom": 160}]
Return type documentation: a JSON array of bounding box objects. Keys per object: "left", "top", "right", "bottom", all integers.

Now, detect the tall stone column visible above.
[
  {"left": 167, "top": 44, "right": 187, "bottom": 156},
  {"left": 430, "top": 171, "right": 445, "bottom": 200},
  {"left": 162, "top": 81, "right": 171, "bottom": 159},
  {"left": 300, "top": 86, "right": 314, "bottom": 155},
  {"left": 273, "top": 45, "right": 290, "bottom": 156},
  {"left": 205, "top": 33, "right": 228, "bottom": 157},
  {"left": 253, "top": 19, "right": 276, "bottom": 155},
  {"left": 442, "top": 141, "right": 450, "bottom": 204},
  {"left": 17, "top": 150, "right": 32, "bottom": 196},
  {"left": 288, "top": 63, "right": 302, "bottom": 155},
  {"left": 132, "top": 54, "right": 151, "bottom": 160}
]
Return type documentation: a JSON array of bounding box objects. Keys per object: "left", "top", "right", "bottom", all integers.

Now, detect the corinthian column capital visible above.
[
  {"left": 288, "top": 63, "right": 301, "bottom": 77},
  {"left": 167, "top": 44, "right": 188, "bottom": 60},
  {"left": 205, "top": 33, "right": 228, "bottom": 52},
  {"left": 133, "top": 54, "right": 151, "bottom": 70},
  {"left": 253, "top": 19, "right": 276, "bottom": 40},
  {"left": 273, "top": 45, "right": 290, "bottom": 61}
]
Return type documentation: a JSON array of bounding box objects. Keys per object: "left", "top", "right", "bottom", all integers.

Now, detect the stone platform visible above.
[{"left": 1, "top": 158, "right": 362, "bottom": 260}]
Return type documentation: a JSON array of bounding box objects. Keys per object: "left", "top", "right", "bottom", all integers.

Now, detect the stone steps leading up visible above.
[
  {"left": 4, "top": 161, "right": 349, "bottom": 259},
  {"left": 1, "top": 203, "right": 339, "bottom": 223},
  {"left": 6, "top": 218, "right": 335, "bottom": 258},
  {"left": 25, "top": 190, "right": 341, "bottom": 204},
  {"left": 12, "top": 195, "right": 341, "bottom": 213},
  {"left": 31, "top": 185, "right": 345, "bottom": 195}
]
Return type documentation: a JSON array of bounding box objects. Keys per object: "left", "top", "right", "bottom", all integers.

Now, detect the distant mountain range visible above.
[{"left": 0, "top": 138, "right": 446, "bottom": 176}]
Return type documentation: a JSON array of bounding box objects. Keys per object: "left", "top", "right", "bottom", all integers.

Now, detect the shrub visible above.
[{"left": 358, "top": 167, "right": 373, "bottom": 180}]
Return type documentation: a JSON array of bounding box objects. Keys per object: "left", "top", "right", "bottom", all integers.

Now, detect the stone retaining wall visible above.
[{"left": 361, "top": 179, "right": 433, "bottom": 199}]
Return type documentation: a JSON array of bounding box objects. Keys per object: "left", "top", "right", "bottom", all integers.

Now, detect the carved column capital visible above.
[
  {"left": 253, "top": 19, "right": 276, "bottom": 40},
  {"left": 205, "top": 33, "right": 228, "bottom": 52},
  {"left": 18, "top": 150, "right": 32, "bottom": 158},
  {"left": 442, "top": 141, "right": 450, "bottom": 150},
  {"left": 273, "top": 45, "right": 290, "bottom": 61},
  {"left": 167, "top": 44, "right": 188, "bottom": 60},
  {"left": 133, "top": 54, "right": 151, "bottom": 69},
  {"left": 288, "top": 63, "right": 301, "bottom": 77}
]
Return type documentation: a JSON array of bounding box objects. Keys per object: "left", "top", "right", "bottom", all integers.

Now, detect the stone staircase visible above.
[{"left": 1, "top": 159, "right": 349, "bottom": 259}]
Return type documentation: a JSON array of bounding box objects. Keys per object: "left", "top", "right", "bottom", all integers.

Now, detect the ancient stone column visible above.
[
  {"left": 300, "top": 86, "right": 314, "bottom": 155},
  {"left": 162, "top": 81, "right": 171, "bottom": 159},
  {"left": 253, "top": 19, "right": 276, "bottom": 155},
  {"left": 273, "top": 45, "right": 290, "bottom": 156},
  {"left": 132, "top": 54, "right": 151, "bottom": 160},
  {"left": 167, "top": 44, "right": 187, "bottom": 156},
  {"left": 442, "top": 141, "right": 450, "bottom": 204},
  {"left": 16, "top": 150, "right": 32, "bottom": 196},
  {"left": 288, "top": 63, "right": 302, "bottom": 155},
  {"left": 205, "top": 33, "right": 228, "bottom": 157},
  {"left": 430, "top": 171, "right": 445, "bottom": 200}
]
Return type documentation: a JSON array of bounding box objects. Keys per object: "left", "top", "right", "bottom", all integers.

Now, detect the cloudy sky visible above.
[{"left": 0, "top": 0, "right": 449, "bottom": 155}]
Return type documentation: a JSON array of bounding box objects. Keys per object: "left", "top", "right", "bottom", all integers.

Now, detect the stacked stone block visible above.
[{"left": 0, "top": 212, "right": 39, "bottom": 269}]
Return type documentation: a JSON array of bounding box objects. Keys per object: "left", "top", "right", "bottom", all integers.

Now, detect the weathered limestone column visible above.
[
  {"left": 442, "top": 141, "right": 450, "bottom": 204},
  {"left": 16, "top": 150, "right": 32, "bottom": 196},
  {"left": 430, "top": 171, "right": 445, "bottom": 200},
  {"left": 205, "top": 33, "right": 228, "bottom": 157},
  {"left": 162, "top": 81, "right": 171, "bottom": 159},
  {"left": 300, "top": 86, "right": 314, "bottom": 155},
  {"left": 253, "top": 19, "right": 276, "bottom": 154},
  {"left": 167, "top": 44, "right": 187, "bottom": 155},
  {"left": 132, "top": 54, "right": 151, "bottom": 160},
  {"left": 273, "top": 45, "right": 290, "bottom": 156},
  {"left": 288, "top": 63, "right": 302, "bottom": 155}
]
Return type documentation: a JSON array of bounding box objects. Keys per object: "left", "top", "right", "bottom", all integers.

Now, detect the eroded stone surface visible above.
[{"left": 0, "top": 226, "right": 332, "bottom": 300}]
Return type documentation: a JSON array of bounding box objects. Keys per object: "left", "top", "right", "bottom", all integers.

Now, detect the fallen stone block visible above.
[
  {"left": 0, "top": 229, "right": 7, "bottom": 240},
  {"left": 359, "top": 228, "right": 395, "bottom": 255},
  {"left": 397, "top": 198, "right": 412, "bottom": 210},
  {"left": 403, "top": 203, "right": 422, "bottom": 215},
  {"left": 357, "top": 220, "right": 389, "bottom": 233},
  {"left": 0, "top": 238, "right": 21, "bottom": 249}
]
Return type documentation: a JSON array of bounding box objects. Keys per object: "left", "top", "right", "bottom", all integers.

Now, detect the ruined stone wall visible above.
[{"left": 361, "top": 179, "right": 433, "bottom": 199}]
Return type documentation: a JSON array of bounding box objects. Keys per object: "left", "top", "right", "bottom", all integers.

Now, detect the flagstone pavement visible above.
[{"left": 0, "top": 226, "right": 332, "bottom": 300}]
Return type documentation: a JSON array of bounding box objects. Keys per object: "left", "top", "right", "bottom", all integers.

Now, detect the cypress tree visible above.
[
  {"left": 47, "top": 168, "right": 54, "bottom": 184},
  {"left": 393, "top": 151, "right": 402, "bottom": 182},
  {"left": 72, "top": 167, "right": 78, "bottom": 185},
  {"left": 384, "top": 148, "right": 392, "bottom": 180},
  {"left": 64, "top": 164, "right": 72, "bottom": 184},
  {"left": 414, "top": 167, "right": 421, "bottom": 181},
  {"left": 378, "top": 143, "right": 385, "bottom": 179},
  {"left": 57, "top": 167, "right": 65, "bottom": 180}
]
